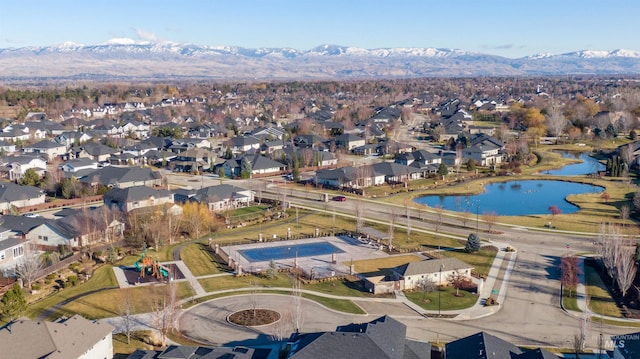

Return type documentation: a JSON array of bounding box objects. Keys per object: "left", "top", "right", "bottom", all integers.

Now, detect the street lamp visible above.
[
  {"left": 476, "top": 204, "right": 480, "bottom": 235},
  {"left": 438, "top": 264, "right": 445, "bottom": 317}
]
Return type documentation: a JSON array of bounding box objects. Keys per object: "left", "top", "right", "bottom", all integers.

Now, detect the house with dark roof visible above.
[
  {"left": 78, "top": 143, "right": 119, "bottom": 162},
  {"left": 0, "top": 182, "right": 45, "bottom": 213},
  {"left": 127, "top": 345, "right": 270, "bottom": 359},
  {"left": 0, "top": 314, "right": 114, "bottom": 359},
  {"left": 315, "top": 165, "right": 385, "bottom": 189},
  {"left": 104, "top": 185, "right": 175, "bottom": 212},
  {"left": 79, "top": 166, "right": 163, "bottom": 188},
  {"left": 23, "top": 140, "right": 67, "bottom": 161},
  {"left": 224, "top": 136, "right": 261, "bottom": 154},
  {"left": 445, "top": 332, "right": 559, "bottom": 359},
  {"left": 220, "top": 155, "right": 286, "bottom": 178},
  {"left": 169, "top": 148, "right": 214, "bottom": 173},
  {"left": 174, "top": 184, "right": 253, "bottom": 211},
  {"left": 334, "top": 134, "right": 365, "bottom": 151},
  {"left": 287, "top": 315, "right": 430, "bottom": 359},
  {"left": 371, "top": 162, "right": 421, "bottom": 184}
]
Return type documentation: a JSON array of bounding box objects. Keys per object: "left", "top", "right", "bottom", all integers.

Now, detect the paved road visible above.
[{"left": 165, "top": 173, "right": 633, "bottom": 350}]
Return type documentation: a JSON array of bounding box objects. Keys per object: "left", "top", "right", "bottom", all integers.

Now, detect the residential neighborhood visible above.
[{"left": 0, "top": 75, "right": 640, "bottom": 359}]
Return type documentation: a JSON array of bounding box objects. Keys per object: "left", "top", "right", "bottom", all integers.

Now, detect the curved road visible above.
[{"left": 167, "top": 174, "right": 632, "bottom": 349}]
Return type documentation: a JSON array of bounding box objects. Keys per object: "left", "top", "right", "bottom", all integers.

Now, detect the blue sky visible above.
[{"left": 1, "top": 0, "right": 638, "bottom": 58}]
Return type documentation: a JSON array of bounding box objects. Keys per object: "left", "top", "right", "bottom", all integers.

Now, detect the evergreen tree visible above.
[
  {"left": 437, "top": 162, "right": 448, "bottom": 177},
  {"left": 465, "top": 233, "right": 481, "bottom": 253},
  {"left": 19, "top": 168, "right": 41, "bottom": 187},
  {"left": 240, "top": 158, "right": 252, "bottom": 179},
  {"left": 0, "top": 283, "right": 27, "bottom": 322},
  {"left": 466, "top": 159, "right": 477, "bottom": 172}
]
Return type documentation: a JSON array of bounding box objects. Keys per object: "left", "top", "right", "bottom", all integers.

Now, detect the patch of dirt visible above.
[{"left": 228, "top": 309, "right": 280, "bottom": 326}]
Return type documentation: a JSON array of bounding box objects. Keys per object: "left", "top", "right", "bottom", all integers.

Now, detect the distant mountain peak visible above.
[{"left": 1, "top": 42, "right": 640, "bottom": 80}]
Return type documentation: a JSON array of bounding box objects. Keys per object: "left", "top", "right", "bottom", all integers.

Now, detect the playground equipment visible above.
[{"left": 134, "top": 251, "right": 169, "bottom": 279}]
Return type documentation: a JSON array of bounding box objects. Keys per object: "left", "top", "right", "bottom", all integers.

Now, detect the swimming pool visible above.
[{"left": 238, "top": 242, "right": 344, "bottom": 262}]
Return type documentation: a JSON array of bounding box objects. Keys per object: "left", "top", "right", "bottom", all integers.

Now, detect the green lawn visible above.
[
  {"left": 405, "top": 287, "right": 478, "bottom": 311},
  {"left": 438, "top": 247, "right": 498, "bottom": 278},
  {"left": 25, "top": 265, "right": 118, "bottom": 319},
  {"left": 304, "top": 278, "right": 368, "bottom": 298},
  {"left": 180, "top": 243, "right": 222, "bottom": 276},
  {"left": 301, "top": 293, "right": 366, "bottom": 314},
  {"left": 55, "top": 282, "right": 194, "bottom": 320},
  {"left": 199, "top": 273, "right": 294, "bottom": 292},
  {"left": 585, "top": 264, "right": 622, "bottom": 318},
  {"left": 562, "top": 288, "right": 580, "bottom": 312}
]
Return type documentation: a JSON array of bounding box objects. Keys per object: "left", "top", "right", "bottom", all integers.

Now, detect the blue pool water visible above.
[{"left": 239, "top": 242, "right": 344, "bottom": 262}]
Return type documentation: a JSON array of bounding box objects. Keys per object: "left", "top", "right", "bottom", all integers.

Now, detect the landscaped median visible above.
[{"left": 405, "top": 287, "right": 478, "bottom": 311}]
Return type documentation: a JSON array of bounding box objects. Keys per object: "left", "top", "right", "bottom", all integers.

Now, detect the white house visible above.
[
  {"left": 59, "top": 158, "right": 99, "bottom": 173},
  {"left": 23, "top": 140, "right": 68, "bottom": 161},
  {"left": 0, "top": 156, "right": 47, "bottom": 180},
  {"left": 393, "top": 257, "right": 474, "bottom": 290}
]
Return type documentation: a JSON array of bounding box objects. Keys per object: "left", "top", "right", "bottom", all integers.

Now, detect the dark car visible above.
[{"left": 332, "top": 195, "right": 347, "bottom": 202}]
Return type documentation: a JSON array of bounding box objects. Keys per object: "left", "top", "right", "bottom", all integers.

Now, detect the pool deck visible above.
[{"left": 221, "top": 235, "right": 389, "bottom": 279}]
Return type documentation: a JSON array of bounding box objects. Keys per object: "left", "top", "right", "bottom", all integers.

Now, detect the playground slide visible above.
[
  {"left": 134, "top": 260, "right": 142, "bottom": 271},
  {"left": 159, "top": 266, "right": 169, "bottom": 277}
]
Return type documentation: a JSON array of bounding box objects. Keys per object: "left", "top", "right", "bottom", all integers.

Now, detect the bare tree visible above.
[
  {"left": 404, "top": 199, "right": 412, "bottom": 242},
  {"left": 433, "top": 204, "right": 444, "bottom": 233},
  {"left": 459, "top": 209, "right": 471, "bottom": 228},
  {"left": 15, "top": 242, "right": 44, "bottom": 290},
  {"left": 617, "top": 244, "right": 637, "bottom": 298},
  {"left": 620, "top": 144, "right": 634, "bottom": 169},
  {"left": 620, "top": 204, "right": 630, "bottom": 224},
  {"left": 546, "top": 103, "right": 568, "bottom": 143},
  {"left": 291, "top": 278, "right": 304, "bottom": 333},
  {"left": 150, "top": 279, "right": 179, "bottom": 347},
  {"left": 118, "top": 288, "right": 134, "bottom": 344},
  {"left": 418, "top": 276, "right": 436, "bottom": 300},
  {"left": 354, "top": 200, "right": 364, "bottom": 232},
  {"left": 560, "top": 255, "right": 580, "bottom": 298},
  {"left": 388, "top": 211, "right": 397, "bottom": 251},
  {"left": 482, "top": 211, "right": 498, "bottom": 233},
  {"left": 249, "top": 281, "right": 260, "bottom": 318}
]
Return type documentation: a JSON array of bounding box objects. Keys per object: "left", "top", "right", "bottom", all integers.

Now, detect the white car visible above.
[{"left": 23, "top": 213, "right": 40, "bottom": 218}]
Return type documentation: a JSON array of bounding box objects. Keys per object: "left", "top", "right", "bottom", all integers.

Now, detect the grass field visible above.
[
  {"left": 437, "top": 247, "right": 498, "bottom": 278},
  {"left": 55, "top": 281, "right": 194, "bottom": 319},
  {"left": 180, "top": 243, "right": 223, "bottom": 276},
  {"left": 349, "top": 255, "right": 423, "bottom": 276},
  {"left": 585, "top": 264, "right": 622, "bottom": 318},
  {"left": 26, "top": 265, "right": 118, "bottom": 319},
  {"left": 301, "top": 293, "right": 366, "bottom": 314},
  {"left": 562, "top": 288, "right": 580, "bottom": 312},
  {"left": 199, "top": 273, "right": 294, "bottom": 292},
  {"left": 405, "top": 287, "right": 478, "bottom": 311}
]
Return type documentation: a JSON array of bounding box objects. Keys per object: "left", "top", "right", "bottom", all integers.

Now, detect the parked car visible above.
[
  {"left": 23, "top": 213, "right": 40, "bottom": 218},
  {"left": 332, "top": 195, "right": 347, "bottom": 202}
]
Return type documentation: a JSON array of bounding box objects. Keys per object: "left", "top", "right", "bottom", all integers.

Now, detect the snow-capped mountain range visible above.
[{"left": 1, "top": 40, "right": 640, "bottom": 80}]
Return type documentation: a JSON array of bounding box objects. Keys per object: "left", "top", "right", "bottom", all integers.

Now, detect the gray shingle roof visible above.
[
  {"left": 516, "top": 348, "right": 560, "bottom": 359},
  {"left": 104, "top": 185, "right": 173, "bottom": 204},
  {"left": 445, "top": 332, "right": 522, "bottom": 359},
  {"left": 79, "top": 166, "right": 162, "bottom": 187},
  {"left": 394, "top": 258, "right": 473, "bottom": 277},
  {"left": 0, "top": 182, "right": 43, "bottom": 203}
]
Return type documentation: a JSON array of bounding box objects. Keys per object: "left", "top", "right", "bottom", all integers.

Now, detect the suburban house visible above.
[
  {"left": 395, "top": 150, "right": 441, "bottom": 176},
  {"left": 79, "top": 166, "right": 164, "bottom": 188},
  {"left": 174, "top": 184, "right": 254, "bottom": 211},
  {"left": 0, "top": 155, "right": 47, "bottom": 180},
  {"left": 77, "top": 143, "right": 118, "bottom": 162},
  {"left": 54, "top": 132, "right": 92, "bottom": 147},
  {"left": 0, "top": 182, "right": 46, "bottom": 213},
  {"left": 315, "top": 165, "right": 385, "bottom": 189},
  {"left": 0, "top": 232, "right": 27, "bottom": 274},
  {"left": 463, "top": 134, "right": 505, "bottom": 166},
  {"left": 0, "top": 140, "right": 16, "bottom": 155},
  {"left": 0, "top": 315, "right": 114, "bottom": 359},
  {"left": 371, "top": 162, "right": 421, "bottom": 184},
  {"left": 393, "top": 257, "right": 474, "bottom": 290},
  {"left": 170, "top": 148, "right": 213, "bottom": 173},
  {"left": 26, "top": 210, "right": 125, "bottom": 248},
  {"left": 59, "top": 158, "right": 99, "bottom": 173},
  {"left": 334, "top": 134, "right": 366, "bottom": 151},
  {"left": 220, "top": 155, "right": 286, "bottom": 177},
  {"left": 224, "top": 136, "right": 261, "bottom": 154},
  {"left": 287, "top": 315, "right": 430, "bottom": 359},
  {"left": 445, "top": 332, "right": 559, "bottom": 359},
  {"left": 127, "top": 345, "right": 269, "bottom": 359},
  {"left": 23, "top": 140, "right": 67, "bottom": 161},
  {"left": 103, "top": 185, "right": 175, "bottom": 212}
]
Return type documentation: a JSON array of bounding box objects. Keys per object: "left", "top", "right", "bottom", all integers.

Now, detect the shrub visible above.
[
  {"left": 67, "top": 275, "right": 79, "bottom": 286},
  {"left": 69, "top": 263, "right": 82, "bottom": 273},
  {"left": 46, "top": 273, "right": 57, "bottom": 280},
  {"left": 31, "top": 284, "right": 41, "bottom": 291},
  {"left": 485, "top": 296, "right": 499, "bottom": 306},
  {"left": 465, "top": 233, "right": 481, "bottom": 253}
]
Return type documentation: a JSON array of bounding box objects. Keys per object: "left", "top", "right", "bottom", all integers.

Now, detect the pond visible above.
[
  {"left": 542, "top": 152, "right": 605, "bottom": 176},
  {"left": 413, "top": 180, "right": 603, "bottom": 216}
]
